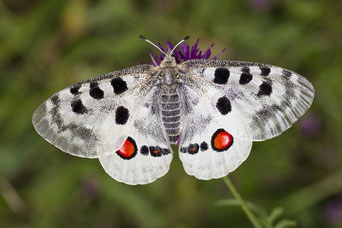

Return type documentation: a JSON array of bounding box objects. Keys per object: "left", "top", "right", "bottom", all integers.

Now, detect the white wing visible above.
[
  {"left": 181, "top": 59, "right": 315, "bottom": 141},
  {"left": 179, "top": 85, "right": 252, "bottom": 179},
  {"left": 97, "top": 86, "right": 173, "bottom": 185},
  {"left": 32, "top": 64, "right": 172, "bottom": 185},
  {"left": 178, "top": 59, "right": 314, "bottom": 179}
]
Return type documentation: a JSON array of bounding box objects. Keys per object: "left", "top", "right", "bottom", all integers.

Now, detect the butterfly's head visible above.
[
  {"left": 139, "top": 35, "right": 189, "bottom": 68},
  {"left": 157, "top": 67, "right": 180, "bottom": 87},
  {"left": 160, "top": 54, "right": 177, "bottom": 67}
]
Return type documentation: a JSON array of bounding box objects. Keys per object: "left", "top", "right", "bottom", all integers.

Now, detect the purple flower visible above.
[
  {"left": 324, "top": 200, "right": 342, "bottom": 225},
  {"left": 81, "top": 178, "right": 100, "bottom": 200},
  {"left": 250, "top": 0, "right": 270, "bottom": 10},
  {"left": 298, "top": 113, "right": 322, "bottom": 137},
  {"left": 148, "top": 38, "right": 226, "bottom": 66}
]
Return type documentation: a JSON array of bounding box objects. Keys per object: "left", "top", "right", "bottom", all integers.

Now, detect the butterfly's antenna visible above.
[
  {"left": 170, "top": 35, "right": 190, "bottom": 55},
  {"left": 139, "top": 35, "right": 167, "bottom": 56}
]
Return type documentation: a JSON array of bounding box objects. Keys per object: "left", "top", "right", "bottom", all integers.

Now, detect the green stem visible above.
[{"left": 223, "top": 175, "right": 262, "bottom": 228}]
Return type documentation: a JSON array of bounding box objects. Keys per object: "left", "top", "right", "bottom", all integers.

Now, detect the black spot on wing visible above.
[
  {"left": 282, "top": 70, "right": 292, "bottom": 78},
  {"left": 260, "top": 66, "right": 271, "bottom": 76},
  {"left": 140, "top": 145, "right": 149, "bottom": 155},
  {"left": 149, "top": 146, "right": 171, "bottom": 156},
  {"left": 52, "top": 117, "right": 64, "bottom": 132},
  {"left": 216, "top": 96, "right": 231, "bottom": 115},
  {"left": 213, "top": 68, "right": 230, "bottom": 84},
  {"left": 180, "top": 147, "right": 187, "bottom": 153},
  {"left": 161, "top": 148, "right": 171, "bottom": 155},
  {"left": 90, "top": 82, "right": 97, "bottom": 88},
  {"left": 239, "top": 72, "right": 253, "bottom": 85},
  {"left": 71, "top": 99, "right": 87, "bottom": 114},
  {"left": 241, "top": 66, "right": 250, "bottom": 73},
  {"left": 180, "top": 143, "right": 199, "bottom": 154},
  {"left": 51, "top": 94, "right": 60, "bottom": 105},
  {"left": 200, "top": 142, "right": 208, "bottom": 151},
  {"left": 70, "top": 84, "right": 81, "bottom": 95},
  {"left": 115, "top": 106, "right": 129, "bottom": 125},
  {"left": 149, "top": 146, "right": 162, "bottom": 157},
  {"left": 50, "top": 95, "right": 63, "bottom": 128},
  {"left": 188, "top": 143, "right": 199, "bottom": 154},
  {"left": 111, "top": 77, "right": 128, "bottom": 94},
  {"left": 257, "top": 81, "right": 273, "bottom": 96},
  {"left": 89, "top": 82, "right": 104, "bottom": 99}
]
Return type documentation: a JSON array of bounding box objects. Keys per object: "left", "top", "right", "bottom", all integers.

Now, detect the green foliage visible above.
[
  {"left": 217, "top": 199, "right": 296, "bottom": 228},
  {"left": 1, "top": 0, "right": 342, "bottom": 227}
]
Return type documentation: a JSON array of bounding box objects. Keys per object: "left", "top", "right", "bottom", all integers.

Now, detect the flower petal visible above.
[{"left": 147, "top": 38, "right": 226, "bottom": 65}]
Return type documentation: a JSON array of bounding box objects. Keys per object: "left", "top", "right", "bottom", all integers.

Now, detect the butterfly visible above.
[{"left": 32, "top": 36, "right": 314, "bottom": 185}]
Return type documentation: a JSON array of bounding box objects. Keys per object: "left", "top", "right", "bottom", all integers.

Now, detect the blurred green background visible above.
[{"left": 1, "top": 0, "right": 342, "bottom": 227}]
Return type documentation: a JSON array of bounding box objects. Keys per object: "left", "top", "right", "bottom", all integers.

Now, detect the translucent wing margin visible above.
[{"left": 180, "top": 59, "right": 315, "bottom": 141}]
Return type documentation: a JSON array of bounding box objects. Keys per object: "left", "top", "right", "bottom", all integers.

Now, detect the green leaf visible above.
[
  {"left": 267, "top": 207, "right": 284, "bottom": 225},
  {"left": 274, "top": 219, "right": 297, "bottom": 228}
]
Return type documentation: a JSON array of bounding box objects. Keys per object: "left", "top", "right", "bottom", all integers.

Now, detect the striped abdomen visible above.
[{"left": 160, "top": 91, "right": 182, "bottom": 144}]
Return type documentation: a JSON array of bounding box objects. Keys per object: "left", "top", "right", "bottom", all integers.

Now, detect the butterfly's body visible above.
[
  {"left": 33, "top": 41, "right": 314, "bottom": 185},
  {"left": 160, "top": 89, "right": 182, "bottom": 143},
  {"left": 152, "top": 58, "right": 183, "bottom": 143}
]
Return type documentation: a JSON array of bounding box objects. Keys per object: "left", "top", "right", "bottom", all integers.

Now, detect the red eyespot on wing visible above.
[
  {"left": 116, "top": 137, "right": 137, "bottom": 159},
  {"left": 149, "top": 146, "right": 162, "bottom": 157},
  {"left": 211, "top": 129, "right": 233, "bottom": 152},
  {"left": 188, "top": 143, "right": 199, "bottom": 154}
]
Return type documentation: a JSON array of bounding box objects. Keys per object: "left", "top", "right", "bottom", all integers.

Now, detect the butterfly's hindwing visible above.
[
  {"left": 98, "top": 99, "right": 173, "bottom": 184},
  {"left": 95, "top": 85, "right": 172, "bottom": 184},
  {"left": 178, "top": 85, "right": 252, "bottom": 179},
  {"left": 180, "top": 129, "right": 252, "bottom": 180}
]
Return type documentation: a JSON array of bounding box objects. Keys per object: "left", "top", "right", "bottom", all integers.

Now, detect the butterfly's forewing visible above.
[
  {"left": 33, "top": 65, "right": 152, "bottom": 157},
  {"left": 181, "top": 59, "right": 315, "bottom": 141},
  {"left": 32, "top": 64, "right": 172, "bottom": 185},
  {"left": 178, "top": 59, "right": 314, "bottom": 179}
]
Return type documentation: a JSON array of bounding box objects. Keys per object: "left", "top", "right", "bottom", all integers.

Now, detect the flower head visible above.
[
  {"left": 298, "top": 113, "right": 321, "bottom": 137},
  {"left": 324, "top": 199, "right": 342, "bottom": 225},
  {"left": 250, "top": 0, "right": 270, "bottom": 10},
  {"left": 148, "top": 38, "right": 226, "bottom": 66}
]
